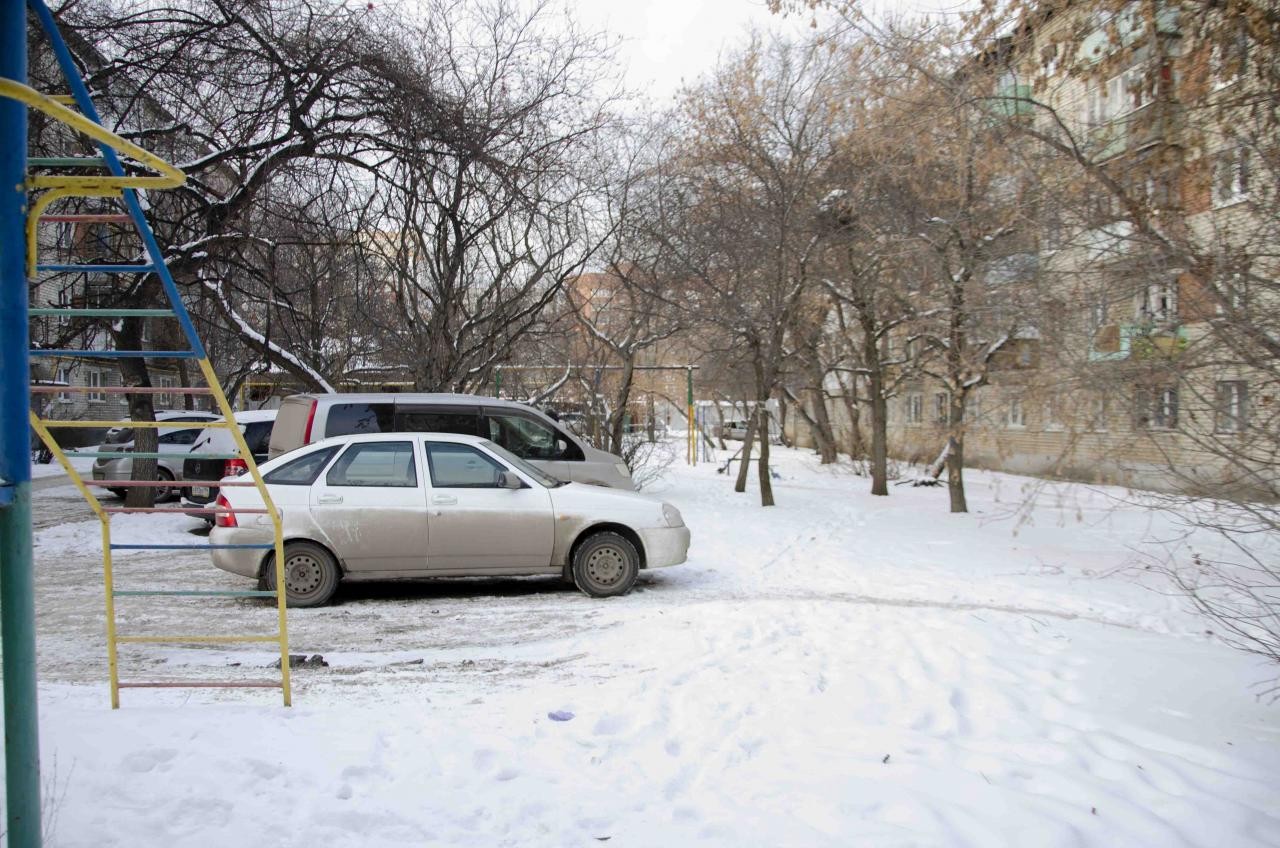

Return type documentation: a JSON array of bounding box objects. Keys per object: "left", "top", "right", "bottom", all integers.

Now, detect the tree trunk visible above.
[
  {"left": 757, "top": 402, "right": 774, "bottom": 506},
  {"left": 608, "top": 355, "right": 636, "bottom": 456},
  {"left": 712, "top": 400, "right": 729, "bottom": 450},
  {"left": 776, "top": 392, "right": 791, "bottom": 448},
  {"left": 176, "top": 359, "right": 194, "bottom": 411},
  {"left": 734, "top": 412, "right": 757, "bottom": 493},
  {"left": 119, "top": 317, "right": 158, "bottom": 509},
  {"left": 808, "top": 386, "right": 837, "bottom": 464},
  {"left": 946, "top": 393, "right": 968, "bottom": 513},
  {"left": 869, "top": 385, "right": 889, "bottom": 496}
]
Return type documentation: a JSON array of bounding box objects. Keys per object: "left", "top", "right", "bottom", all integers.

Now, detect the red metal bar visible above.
[
  {"left": 41, "top": 213, "right": 131, "bottom": 224},
  {"left": 116, "top": 681, "right": 282, "bottom": 689},
  {"left": 29, "top": 385, "right": 211, "bottom": 395},
  {"left": 102, "top": 507, "right": 269, "bottom": 514},
  {"left": 88, "top": 479, "right": 261, "bottom": 488}
]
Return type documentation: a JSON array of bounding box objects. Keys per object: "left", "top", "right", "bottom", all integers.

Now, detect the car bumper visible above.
[
  {"left": 209, "top": 526, "right": 271, "bottom": 579},
  {"left": 639, "top": 525, "right": 690, "bottom": 568},
  {"left": 92, "top": 459, "right": 128, "bottom": 481}
]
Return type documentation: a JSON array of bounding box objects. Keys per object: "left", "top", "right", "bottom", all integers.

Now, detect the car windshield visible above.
[{"left": 479, "top": 439, "right": 564, "bottom": 488}]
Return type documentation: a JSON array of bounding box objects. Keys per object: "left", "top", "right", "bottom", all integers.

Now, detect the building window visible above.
[
  {"left": 1087, "top": 395, "right": 1108, "bottom": 431},
  {"left": 965, "top": 390, "right": 982, "bottom": 427},
  {"left": 1215, "top": 274, "right": 1246, "bottom": 315},
  {"left": 157, "top": 375, "right": 177, "bottom": 408},
  {"left": 87, "top": 369, "right": 106, "bottom": 402},
  {"left": 1136, "top": 386, "right": 1178, "bottom": 430},
  {"left": 1212, "top": 147, "right": 1251, "bottom": 207},
  {"left": 1211, "top": 27, "right": 1249, "bottom": 89},
  {"left": 1138, "top": 281, "right": 1177, "bottom": 322},
  {"left": 1017, "top": 342, "right": 1035, "bottom": 368},
  {"left": 1215, "top": 381, "right": 1248, "bottom": 433},
  {"left": 1082, "top": 67, "right": 1146, "bottom": 127},
  {"left": 1044, "top": 396, "right": 1065, "bottom": 432},
  {"left": 55, "top": 366, "right": 72, "bottom": 402},
  {"left": 1004, "top": 396, "right": 1026, "bottom": 429},
  {"left": 906, "top": 393, "right": 924, "bottom": 425},
  {"left": 933, "top": 391, "right": 951, "bottom": 424}
]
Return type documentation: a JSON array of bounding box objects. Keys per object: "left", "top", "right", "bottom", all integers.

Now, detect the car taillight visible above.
[
  {"left": 223, "top": 458, "right": 248, "bottom": 477},
  {"left": 302, "top": 399, "right": 318, "bottom": 443},
  {"left": 214, "top": 494, "right": 237, "bottom": 528}
]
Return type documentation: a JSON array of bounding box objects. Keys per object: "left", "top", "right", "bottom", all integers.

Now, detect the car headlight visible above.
[
  {"left": 614, "top": 463, "right": 632, "bottom": 478},
  {"left": 662, "top": 503, "right": 683, "bottom": 528}
]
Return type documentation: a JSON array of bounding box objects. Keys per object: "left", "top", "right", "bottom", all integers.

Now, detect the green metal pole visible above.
[{"left": 0, "top": 0, "right": 44, "bottom": 843}]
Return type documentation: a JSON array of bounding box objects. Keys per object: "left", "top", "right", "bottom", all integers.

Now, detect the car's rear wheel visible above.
[
  {"left": 263, "top": 541, "right": 340, "bottom": 608},
  {"left": 154, "top": 467, "right": 176, "bottom": 502},
  {"left": 572, "top": 531, "right": 639, "bottom": 598}
]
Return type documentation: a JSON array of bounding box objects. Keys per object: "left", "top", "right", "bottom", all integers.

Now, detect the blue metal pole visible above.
[{"left": 0, "top": 0, "right": 45, "bottom": 843}]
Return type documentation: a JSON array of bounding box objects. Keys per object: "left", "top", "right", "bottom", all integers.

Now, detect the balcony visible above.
[
  {"left": 1088, "top": 322, "right": 1187, "bottom": 361},
  {"left": 1087, "top": 101, "right": 1182, "bottom": 161}
]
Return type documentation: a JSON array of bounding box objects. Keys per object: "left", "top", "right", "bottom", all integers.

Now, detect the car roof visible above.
[
  {"left": 288, "top": 392, "right": 539, "bottom": 412},
  {"left": 309, "top": 431, "right": 489, "bottom": 450},
  {"left": 231, "top": 409, "right": 278, "bottom": 423}
]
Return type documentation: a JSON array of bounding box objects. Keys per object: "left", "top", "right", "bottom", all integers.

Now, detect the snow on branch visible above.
[{"left": 200, "top": 275, "right": 336, "bottom": 392}]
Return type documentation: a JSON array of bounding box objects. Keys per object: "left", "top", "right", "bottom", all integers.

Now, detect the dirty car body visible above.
[{"left": 211, "top": 433, "right": 689, "bottom": 605}]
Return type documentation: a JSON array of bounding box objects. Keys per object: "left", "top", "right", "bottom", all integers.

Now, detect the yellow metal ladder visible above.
[{"left": 12, "top": 0, "right": 292, "bottom": 707}]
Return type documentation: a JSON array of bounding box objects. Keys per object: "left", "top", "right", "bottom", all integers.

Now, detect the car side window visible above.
[
  {"left": 325, "top": 403, "right": 395, "bottom": 438},
  {"left": 326, "top": 442, "right": 417, "bottom": 488},
  {"left": 425, "top": 443, "right": 507, "bottom": 488},
  {"left": 159, "top": 428, "right": 201, "bottom": 446},
  {"left": 394, "top": 407, "right": 479, "bottom": 436},
  {"left": 485, "top": 413, "right": 583, "bottom": 461},
  {"left": 264, "top": 446, "right": 339, "bottom": 486}
]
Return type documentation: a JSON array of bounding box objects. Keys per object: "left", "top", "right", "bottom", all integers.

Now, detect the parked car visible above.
[
  {"left": 180, "top": 409, "right": 278, "bottom": 520},
  {"left": 268, "top": 393, "right": 635, "bottom": 490},
  {"left": 720, "top": 420, "right": 749, "bottom": 440},
  {"left": 212, "top": 432, "right": 690, "bottom": 606},
  {"left": 91, "top": 410, "right": 220, "bottom": 500}
]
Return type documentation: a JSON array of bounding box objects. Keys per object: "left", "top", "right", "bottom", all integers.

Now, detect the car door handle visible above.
[
  {"left": 431, "top": 495, "right": 457, "bottom": 505},
  {"left": 317, "top": 494, "right": 343, "bottom": 504}
]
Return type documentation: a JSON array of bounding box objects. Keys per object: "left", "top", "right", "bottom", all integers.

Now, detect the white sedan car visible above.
[{"left": 211, "top": 433, "right": 690, "bottom": 606}]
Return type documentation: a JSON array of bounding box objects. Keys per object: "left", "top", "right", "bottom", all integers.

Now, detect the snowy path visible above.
[{"left": 21, "top": 448, "right": 1280, "bottom": 846}]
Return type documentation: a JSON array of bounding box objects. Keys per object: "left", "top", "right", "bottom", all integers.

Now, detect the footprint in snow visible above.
[
  {"left": 123, "top": 748, "right": 177, "bottom": 774},
  {"left": 592, "top": 714, "right": 630, "bottom": 736}
]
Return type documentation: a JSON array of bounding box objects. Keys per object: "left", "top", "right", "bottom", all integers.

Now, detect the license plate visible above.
[{"left": 191, "top": 486, "right": 212, "bottom": 498}]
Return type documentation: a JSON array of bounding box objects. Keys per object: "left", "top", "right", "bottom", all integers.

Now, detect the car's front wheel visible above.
[
  {"left": 571, "top": 531, "right": 640, "bottom": 598},
  {"left": 263, "top": 541, "right": 340, "bottom": 608}
]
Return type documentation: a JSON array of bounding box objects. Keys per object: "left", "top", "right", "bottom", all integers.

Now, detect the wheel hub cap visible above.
[
  {"left": 586, "top": 547, "right": 625, "bottom": 585},
  {"left": 285, "top": 554, "right": 322, "bottom": 593}
]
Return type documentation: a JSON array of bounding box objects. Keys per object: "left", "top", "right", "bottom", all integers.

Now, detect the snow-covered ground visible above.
[
  {"left": 30, "top": 449, "right": 93, "bottom": 480},
  {"left": 17, "top": 446, "right": 1280, "bottom": 847}
]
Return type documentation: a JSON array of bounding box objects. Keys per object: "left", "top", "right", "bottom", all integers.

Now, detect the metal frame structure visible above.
[
  {"left": 15, "top": 0, "right": 293, "bottom": 712},
  {"left": 1, "top": 1, "right": 42, "bottom": 843},
  {"left": 493, "top": 364, "right": 700, "bottom": 465},
  {"left": 1, "top": 16, "right": 294, "bottom": 824}
]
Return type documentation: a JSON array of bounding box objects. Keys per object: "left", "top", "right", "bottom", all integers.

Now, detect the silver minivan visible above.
[{"left": 267, "top": 393, "right": 636, "bottom": 490}]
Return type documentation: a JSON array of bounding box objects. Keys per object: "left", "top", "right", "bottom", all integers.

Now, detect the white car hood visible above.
[{"left": 548, "top": 482, "right": 662, "bottom": 516}]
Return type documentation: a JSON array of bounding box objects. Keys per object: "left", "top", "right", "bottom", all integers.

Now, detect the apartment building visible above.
[{"left": 791, "top": 1, "right": 1277, "bottom": 497}]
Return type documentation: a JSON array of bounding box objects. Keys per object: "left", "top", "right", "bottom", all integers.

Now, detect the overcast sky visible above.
[{"left": 566, "top": 0, "right": 969, "bottom": 101}]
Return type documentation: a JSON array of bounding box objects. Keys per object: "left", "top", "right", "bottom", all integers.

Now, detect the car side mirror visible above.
[{"left": 498, "top": 470, "right": 523, "bottom": 489}]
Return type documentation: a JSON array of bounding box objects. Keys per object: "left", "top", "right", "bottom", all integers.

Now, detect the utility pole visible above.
[{"left": 0, "top": 0, "right": 45, "bottom": 842}]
